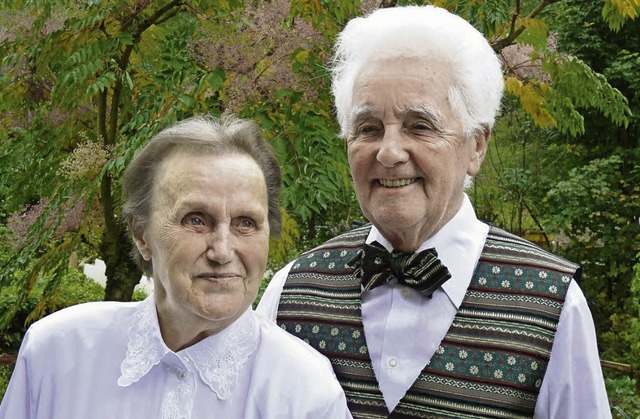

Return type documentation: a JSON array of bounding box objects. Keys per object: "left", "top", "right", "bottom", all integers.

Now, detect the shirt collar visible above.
[
  {"left": 118, "top": 296, "right": 259, "bottom": 399},
  {"left": 367, "top": 194, "right": 489, "bottom": 308}
]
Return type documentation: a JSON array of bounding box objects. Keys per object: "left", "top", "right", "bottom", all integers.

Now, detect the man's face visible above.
[
  {"left": 134, "top": 152, "right": 270, "bottom": 336},
  {"left": 346, "top": 57, "right": 488, "bottom": 251}
]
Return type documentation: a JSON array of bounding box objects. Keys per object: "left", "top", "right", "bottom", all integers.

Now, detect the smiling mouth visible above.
[
  {"left": 196, "top": 273, "right": 241, "bottom": 281},
  {"left": 378, "top": 178, "right": 418, "bottom": 188}
]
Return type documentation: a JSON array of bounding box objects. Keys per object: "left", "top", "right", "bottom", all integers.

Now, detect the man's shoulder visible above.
[
  {"left": 484, "top": 224, "right": 579, "bottom": 275},
  {"left": 301, "top": 223, "right": 372, "bottom": 256}
]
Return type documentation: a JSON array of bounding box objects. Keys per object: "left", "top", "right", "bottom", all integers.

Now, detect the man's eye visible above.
[
  {"left": 412, "top": 122, "right": 433, "bottom": 131},
  {"left": 359, "top": 124, "right": 380, "bottom": 134}
]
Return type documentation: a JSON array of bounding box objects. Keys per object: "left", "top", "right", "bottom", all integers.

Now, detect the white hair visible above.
[{"left": 331, "top": 5, "right": 504, "bottom": 138}]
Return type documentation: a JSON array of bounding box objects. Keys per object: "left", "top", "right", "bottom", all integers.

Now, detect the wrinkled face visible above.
[
  {"left": 347, "top": 57, "right": 488, "bottom": 251},
  {"left": 134, "top": 152, "right": 269, "bottom": 334}
]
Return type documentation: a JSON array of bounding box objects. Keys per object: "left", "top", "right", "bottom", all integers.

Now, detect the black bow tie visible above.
[{"left": 354, "top": 241, "right": 451, "bottom": 298}]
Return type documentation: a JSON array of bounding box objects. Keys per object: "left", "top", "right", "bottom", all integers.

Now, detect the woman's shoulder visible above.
[
  {"left": 253, "top": 311, "right": 336, "bottom": 374},
  {"left": 25, "top": 300, "right": 141, "bottom": 345}
]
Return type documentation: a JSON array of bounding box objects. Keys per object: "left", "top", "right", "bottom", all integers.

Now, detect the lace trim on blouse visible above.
[{"left": 117, "top": 296, "right": 260, "bottom": 401}]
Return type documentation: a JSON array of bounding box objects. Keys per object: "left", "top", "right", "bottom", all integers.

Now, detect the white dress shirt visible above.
[
  {"left": 0, "top": 296, "right": 352, "bottom": 419},
  {"left": 257, "top": 194, "right": 611, "bottom": 418}
]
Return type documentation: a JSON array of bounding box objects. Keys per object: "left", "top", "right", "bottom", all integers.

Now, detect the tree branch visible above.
[{"left": 492, "top": 0, "right": 561, "bottom": 52}]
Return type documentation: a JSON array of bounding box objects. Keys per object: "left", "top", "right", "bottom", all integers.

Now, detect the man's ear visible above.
[
  {"left": 467, "top": 127, "right": 490, "bottom": 176},
  {"left": 129, "top": 219, "right": 152, "bottom": 261}
]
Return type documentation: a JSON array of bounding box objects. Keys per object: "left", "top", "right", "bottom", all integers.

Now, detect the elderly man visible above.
[{"left": 257, "top": 5, "right": 610, "bottom": 418}]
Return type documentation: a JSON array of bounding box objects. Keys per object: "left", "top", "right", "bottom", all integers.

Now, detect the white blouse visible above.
[{"left": 0, "top": 296, "right": 352, "bottom": 419}]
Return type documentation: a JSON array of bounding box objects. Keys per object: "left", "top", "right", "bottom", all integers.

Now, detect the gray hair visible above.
[
  {"left": 122, "top": 115, "right": 282, "bottom": 274},
  {"left": 331, "top": 5, "right": 504, "bottom": 139}
]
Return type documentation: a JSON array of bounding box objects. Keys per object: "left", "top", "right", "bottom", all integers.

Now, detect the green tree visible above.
[
  {"left": 0, "top": 0, "right": 637, "bottom": 334},
  {"left": 0, "top": 0, "right": 245, "bottom": 323}
]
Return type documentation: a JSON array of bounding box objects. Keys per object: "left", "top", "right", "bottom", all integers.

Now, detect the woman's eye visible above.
[
  {"left": 184, "top": 215, "right": 205, "bottom": 226},
  {"left": 237, "top": 218, "right": 256, "bottom": 230}
]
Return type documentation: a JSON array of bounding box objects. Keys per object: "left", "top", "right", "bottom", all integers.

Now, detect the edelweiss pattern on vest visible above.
[{"left": 276, "top": 225, "right": 577, "bottom": 418}]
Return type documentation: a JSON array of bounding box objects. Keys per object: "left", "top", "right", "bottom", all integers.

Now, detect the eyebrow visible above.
[
  {"left": 398, "top": 104, "right": 446, "bottom": 133},
  {"left": 347, "top": 105, "right": 378, "bottom": 125},
  {"left": 347, "top": 103, "right": 446, "bottom": 136}
]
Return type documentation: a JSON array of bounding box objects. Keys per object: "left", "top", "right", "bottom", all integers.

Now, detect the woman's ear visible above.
[
  {"left": 129, "top": 220, "right": 152, "bottom": 261},
  {"left": 467, "top": 127, "right": 490, "bottom": 177}
]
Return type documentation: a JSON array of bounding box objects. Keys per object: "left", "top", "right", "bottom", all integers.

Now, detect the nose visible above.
[
  {"left": 205, "top": 228, "right": 233, "bottom": 264},
  {"left": 376, "top": 128, "right": 409, "bottom": 167}
]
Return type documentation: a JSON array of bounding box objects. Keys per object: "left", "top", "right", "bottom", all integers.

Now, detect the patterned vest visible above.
[{"left": 276, "top": 224, "right": 578, "bottom": 418}]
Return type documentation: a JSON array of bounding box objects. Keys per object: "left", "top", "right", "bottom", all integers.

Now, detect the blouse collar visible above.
[{"left": 118, "top": 296, "right": 259, "bottom": 399}]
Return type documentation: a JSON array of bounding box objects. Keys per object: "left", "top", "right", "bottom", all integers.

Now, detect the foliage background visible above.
[{"left": 1, "top": 0, "right": 639, "bottom": 414}]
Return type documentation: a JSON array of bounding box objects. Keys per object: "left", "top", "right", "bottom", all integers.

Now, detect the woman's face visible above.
[{"left": 133, "top": 152, "right": 270, "bottom": 343}]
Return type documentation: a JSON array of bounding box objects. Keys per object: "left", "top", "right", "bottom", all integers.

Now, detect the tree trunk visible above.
[{"left": 101, "top": 221, "right": 143, "bottom": 301}]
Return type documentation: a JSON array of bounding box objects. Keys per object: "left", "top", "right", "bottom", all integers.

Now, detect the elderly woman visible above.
[{"left": 0, "top": 116, "right": 351, "bottom": 419}]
